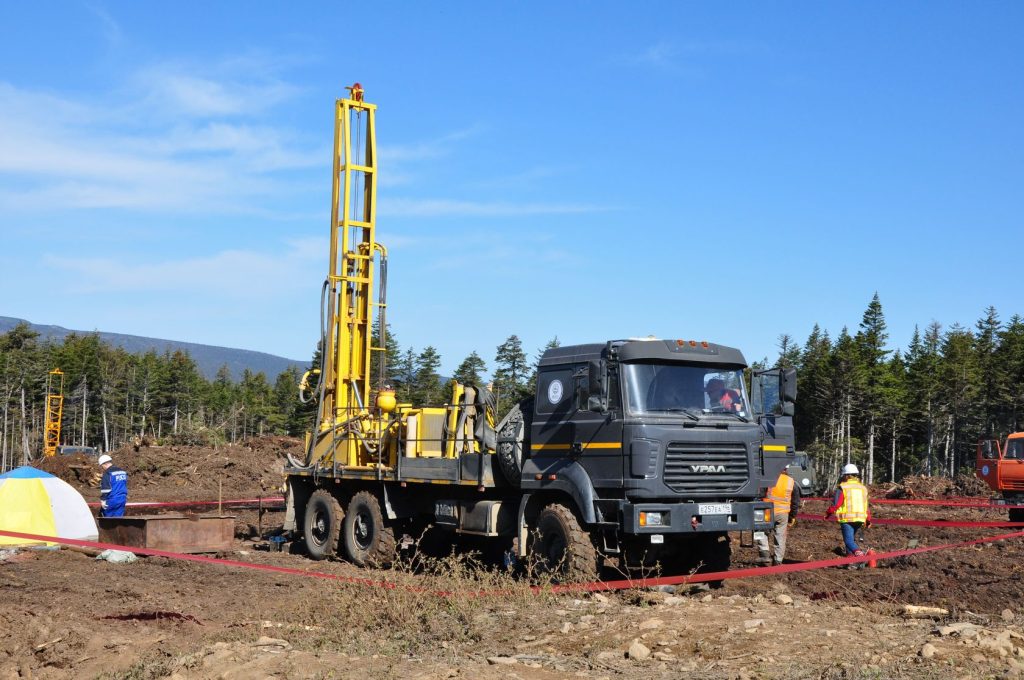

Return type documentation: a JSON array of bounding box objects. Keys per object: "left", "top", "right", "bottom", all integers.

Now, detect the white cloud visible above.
[
  {"left": 43, "top": 237, "right": 324, "bottom": 297},
  {"left": 85, "top": 3, "right": 123, "bottom": 46},
  {"left": 0, "top": 73, "right": 318, "bottom": 213}
]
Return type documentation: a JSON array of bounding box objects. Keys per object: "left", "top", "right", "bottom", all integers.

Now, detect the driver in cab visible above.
[{"left": 705, "top": 378, "right": 742, "bottom": 412}]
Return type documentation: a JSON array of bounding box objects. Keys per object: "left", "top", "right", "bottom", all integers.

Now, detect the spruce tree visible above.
[
  {"left": 493, "top": 334, "right": 529, "bottom": 418},
  {"left": 412, "top": 346, "right": 444, "bottom": 405},
  {"left": 453, "top": 351, "right": 487, "bottom": 386}
]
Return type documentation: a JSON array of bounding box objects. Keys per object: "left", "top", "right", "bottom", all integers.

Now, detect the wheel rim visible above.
[
  {"left": 310, "top": 509, "right": 329, "bottom": 546},
  {"left": 354, "top": 512, "right": 373, "bottom": 550}
]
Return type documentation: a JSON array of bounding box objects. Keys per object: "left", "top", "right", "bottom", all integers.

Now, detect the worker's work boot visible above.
[
  {"left": 847, "top": 549, "right": 866, "bottom": 570},
  {"left": 756, "top": 553, "right": 771, "bottom": 567}
]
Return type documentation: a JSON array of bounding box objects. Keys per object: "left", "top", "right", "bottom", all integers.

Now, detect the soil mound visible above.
[
  {"left": 881, "top": 473, "right": 992, "bottom": 499},
  {"left": 34, "top": 436, "right": 300, "bottom": 501}
]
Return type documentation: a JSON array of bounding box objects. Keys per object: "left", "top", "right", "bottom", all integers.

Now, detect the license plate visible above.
[{"left": 698, "top": 503, "right": 732, "bottom": 515}]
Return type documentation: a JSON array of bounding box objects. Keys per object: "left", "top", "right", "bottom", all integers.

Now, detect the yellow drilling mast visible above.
[
  {"left": 294, "top": 84, "right": 493, "bottom": 475},
  {"left": 43, "top": 369, "right": 64, "bottom": 457}
]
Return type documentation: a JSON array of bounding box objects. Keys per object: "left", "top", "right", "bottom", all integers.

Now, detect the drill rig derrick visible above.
[{"left": 297, "top": 83, "right": 391, "bottom": 472}]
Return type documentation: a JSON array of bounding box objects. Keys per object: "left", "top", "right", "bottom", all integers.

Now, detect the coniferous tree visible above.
[
  {"left": 394, "top": 348, "right": 417, "bottom": 404},
  {"left": 493, "top": 335, "right": 529, "bottom": 418},
  {"left": 412, "top": 346, "right": 444, "bottom": 405},
  {"left": 938, "top": 324, "right": 980, "bottom": 475},
  {"left": 975, "top": 306, "right": 1004, "bottom": 437},
  {"left": 453, "top": 351, "right": 487, "bottom": 386},
  {"left": 854, "top": 293, "right": 891, "bottom": 483},
  {"left": 998, "top": 315, "right": 1024, "bottom": 432}
]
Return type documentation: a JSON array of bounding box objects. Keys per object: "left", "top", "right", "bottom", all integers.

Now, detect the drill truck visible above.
[
  {"left": 283, "top": 85, "right": 798, "bottom": 577},
  {"left": 977, "top": 433, "right": 1024, "bottom": 522}
]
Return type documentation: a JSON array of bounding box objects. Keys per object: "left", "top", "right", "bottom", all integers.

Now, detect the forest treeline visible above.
[
  {"left": 3, "top": 295, "right": 1024, "bottom": 485},
  {"left": 0, "top": 320, "right": 553, "bottom": 472}
]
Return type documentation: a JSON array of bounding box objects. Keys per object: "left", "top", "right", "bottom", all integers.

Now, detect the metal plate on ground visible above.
[{"left": 98, "top": 514, "right": 235, "bottom": 554}]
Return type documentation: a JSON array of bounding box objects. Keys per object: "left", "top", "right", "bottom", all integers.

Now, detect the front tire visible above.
[
  {"left": 303, "top": 490, "right": 343, "bottom": 560},
  {"left": 529, "top": 503, "right": 599, "bottom": 581},
  {"left": 342, "top": 491, "right": 397, "bottom": 567}
]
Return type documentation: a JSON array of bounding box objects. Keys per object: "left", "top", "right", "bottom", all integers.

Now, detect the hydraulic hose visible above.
[{"left": 288, "top": 278, "right": 331, "bottom": 469}]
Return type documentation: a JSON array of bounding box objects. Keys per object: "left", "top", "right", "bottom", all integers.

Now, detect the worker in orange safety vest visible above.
[
  {"left": 825, "top": 463, "right": 872, "bottom": 565},
  {"left": 755, "top": 468, "right": 801, "bottom": 566}
]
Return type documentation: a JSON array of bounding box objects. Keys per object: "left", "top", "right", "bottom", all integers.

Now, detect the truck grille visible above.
[{"left": 663, "top": 442, "right": 749, "bottom": 494}]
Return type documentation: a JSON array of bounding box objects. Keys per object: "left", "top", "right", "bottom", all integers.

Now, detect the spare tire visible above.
[{"left": 495, "top": 401, "right": 530, "bottom": 487}]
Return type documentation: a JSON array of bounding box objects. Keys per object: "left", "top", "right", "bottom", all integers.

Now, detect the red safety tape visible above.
[
  {"left": 805, "top": 496, "right": 1024, "bottom": 509},
  {"left": 0, "top": 529, "right": 424, "bottom": 591},
  {"left": 85, "top": 497, "right": 286, "bottom": 510},
  {"left": 548, "top": 528, "right": 1024, "bottom": 593},
  {"left": 4, "top": 526, "right": 1024, "bottom": 597},
  {"left": 796, "top": 512, "right": 1024, "bottom": 528}
]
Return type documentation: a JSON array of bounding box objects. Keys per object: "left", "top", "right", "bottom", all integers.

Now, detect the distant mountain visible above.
[{"left": 0, "top": 316, "right": 307, "bottom": 381}]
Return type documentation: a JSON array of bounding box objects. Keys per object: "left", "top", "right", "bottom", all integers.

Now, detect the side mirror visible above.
[
  {"left": 574, "top": 367, "right": 590, "bottom": 409},
  {"left": 781, "top": 367, "right": 797, "bottom": 404},
  {"left": 979, "top": 440, "right": 997, "bottom": 460},
  {"left": 581, "top": 360, "right": 606, "bottom": 412}
]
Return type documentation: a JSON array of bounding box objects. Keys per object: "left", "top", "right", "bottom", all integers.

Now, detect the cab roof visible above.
[{"left": 539, "top": 339, "right": 747, "bottom": 368}]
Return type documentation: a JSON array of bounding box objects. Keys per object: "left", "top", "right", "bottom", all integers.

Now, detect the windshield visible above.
[{"left": 622, "top": 363, "right": 750, "bottom": 418}]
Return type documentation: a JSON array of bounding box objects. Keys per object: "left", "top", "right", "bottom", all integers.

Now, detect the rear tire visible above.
[
  {"left": 529, "top": 503, "right": 599, "bottom": 581},
  {"left": 303, "top": 490, "right": 343, "bottom": 561},
  {"left": 342, "top": 491, "right": 396, "bottom": 568}
]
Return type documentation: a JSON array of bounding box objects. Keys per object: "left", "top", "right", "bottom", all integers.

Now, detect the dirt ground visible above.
[{"left": 5, "top": 439, "right": 1024, "bottom": 679}]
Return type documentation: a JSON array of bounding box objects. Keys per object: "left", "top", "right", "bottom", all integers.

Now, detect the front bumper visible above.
[{"left": 621, "top": 500, "right": 773, "bottom": 534}]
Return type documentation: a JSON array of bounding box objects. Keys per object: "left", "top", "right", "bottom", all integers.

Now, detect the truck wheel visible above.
[
  {"left": 342, "top": 491, "right": 397, "bottom": 568},
  {"left": 1009, "top": 507, "right": 1024, "bottom": 523},
  {"left": 496, "top": 403, "right": 527, "bottom": 487},
  {"left": 304, "top": 490, "right": 343, "bottom": 560},
  {"left": 530, "top": 503, "right": 599, "bottom": 581}
]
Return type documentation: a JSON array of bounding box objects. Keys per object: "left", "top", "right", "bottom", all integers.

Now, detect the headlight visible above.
[
  {"left": 639, "top": 511, "right": 664, "bottom": 527},
  {"left": 802, "top": 478, "right": 811, "bottom": 487},
  {"left": 754, "top": 509, "right": 765, "bottom": 522}
]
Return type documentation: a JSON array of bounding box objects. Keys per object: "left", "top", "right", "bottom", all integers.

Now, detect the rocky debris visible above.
[
  {"left": 486, "top": 656, "right": 517, "bottom": 665},
  {"left": 919, "top": 643, "right": 937, "bottom": 658},
  {"left": 1004, "top": 608, "right": 1016, "bottom": 622},
  {"left": 903, "top": 604, "right": 949, "bottom": 619},
  {"left": 744, "top": 619, "right": 765, "bottom": 630},
  {"left": 936, "top": 622, "right": 983, "bottom": 638},
  {"left": 775, "top": 594, "right": 794, "bottom": 606},
  {"left": 627, "top": 640, "right": 650, "bottom": 661},
  {"left": 638, "top": 618, "right": 663, "bottom": 630}
]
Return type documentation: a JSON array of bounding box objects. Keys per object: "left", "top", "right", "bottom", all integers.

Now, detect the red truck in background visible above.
[{"left": 977, "top": 433, "right": 1024, "bottom": 522}]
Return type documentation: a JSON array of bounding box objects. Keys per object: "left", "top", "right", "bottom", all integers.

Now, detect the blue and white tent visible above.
[{"left": 0, "top": 466, "right": 98, "bottom": 546}]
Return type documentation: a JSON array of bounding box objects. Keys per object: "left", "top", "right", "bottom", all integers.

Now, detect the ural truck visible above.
[
  {"left": 282, "top": 85, "right": 798, "bottom": 578},
  {"left": 977, "top": 434, "right": 1024, "bottom": 523}
]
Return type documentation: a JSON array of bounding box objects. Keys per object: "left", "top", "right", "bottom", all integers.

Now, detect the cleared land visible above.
[{"left": 3, "top": 439, "right": 1023, "bottom": 679}]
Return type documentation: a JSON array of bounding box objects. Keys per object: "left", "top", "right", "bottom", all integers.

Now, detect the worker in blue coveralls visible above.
[{"left": 97, "top": 454, "right": 128, "bottom": 517}]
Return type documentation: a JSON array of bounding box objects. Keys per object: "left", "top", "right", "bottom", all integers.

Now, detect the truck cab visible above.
[
  {"left": 502, "top": 338, "right": 796, "bottom": 571},
  {"left": 977, "top": 433, "right": 1024, "bottom": 521}
]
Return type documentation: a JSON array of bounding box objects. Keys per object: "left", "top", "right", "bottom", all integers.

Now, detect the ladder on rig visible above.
[
  {"left": 317, "top": 83, "right": 388, "bottom": 467},
  {"left": 43, "top": 369, "right": 64, "bottom": 457}
]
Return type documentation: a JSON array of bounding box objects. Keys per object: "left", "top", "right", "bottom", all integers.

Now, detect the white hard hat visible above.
[
  {"left": 842, "top": 463, "right": 859, "bottom": 476},
  {"left": 97, "top": 454, "right": 112, "bottom": 466}
]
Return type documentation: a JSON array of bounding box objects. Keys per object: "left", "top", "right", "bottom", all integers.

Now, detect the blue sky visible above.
[{"left": 1, "top": 3, "right": 1022, "bottom": 375}]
